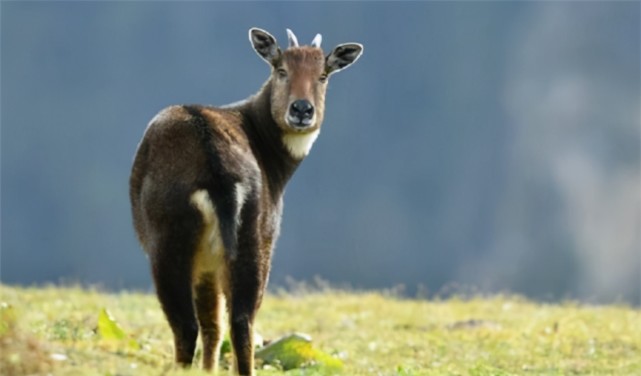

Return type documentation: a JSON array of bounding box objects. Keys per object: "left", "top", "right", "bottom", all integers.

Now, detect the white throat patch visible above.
[{"left": 282, "top": 130, "right": 320, "bottom": 159}]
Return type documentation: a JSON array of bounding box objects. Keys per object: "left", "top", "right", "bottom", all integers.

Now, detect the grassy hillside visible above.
[{"left": 1, "top": 283, "right": 639, "bottom": 375}]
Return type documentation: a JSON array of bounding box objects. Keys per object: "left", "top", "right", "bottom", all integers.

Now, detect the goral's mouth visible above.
[{"left": 286, "top": 114, "right": 314, "bottom": 130}]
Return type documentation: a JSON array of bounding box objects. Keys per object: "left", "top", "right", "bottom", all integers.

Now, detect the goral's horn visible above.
[
  {"left": 311, "top": 33, "right": 322, "bottom": 48},
  {"left": 286, "top": 28, "right": 299, "bottom": 48}
]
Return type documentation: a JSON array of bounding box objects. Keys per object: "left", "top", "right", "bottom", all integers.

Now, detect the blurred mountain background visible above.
[{"left": 2, "top": 2, "right": 639, "bottom": 304}]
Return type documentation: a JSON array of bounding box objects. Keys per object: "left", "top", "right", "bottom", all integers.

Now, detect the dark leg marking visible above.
[
  {"left": 228, "top": 199, "right": 263, "bottom": 376},
  {"left": 152, "top": 252, "right": 198, "bottom": 367}
]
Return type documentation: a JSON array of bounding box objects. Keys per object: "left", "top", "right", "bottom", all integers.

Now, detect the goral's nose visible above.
[{"left": 289, "top": 99, "right": 314, "bottom": 125}]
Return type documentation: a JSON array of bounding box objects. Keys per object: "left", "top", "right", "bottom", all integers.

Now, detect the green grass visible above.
[{"left": 1, "top": 283, "right": 639, "bottom": 375}]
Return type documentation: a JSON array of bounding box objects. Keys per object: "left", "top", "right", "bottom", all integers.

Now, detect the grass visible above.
[{"left": 1, "top": 283, "right": 639, "bottom": 375}]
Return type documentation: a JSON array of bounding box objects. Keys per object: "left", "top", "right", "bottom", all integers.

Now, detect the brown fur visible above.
[
  {"left": 129, "top": 28, "right": 362, "bottom": 375},
  {"left": 270, "top": 47, "right": 327, "bottom": 132}
]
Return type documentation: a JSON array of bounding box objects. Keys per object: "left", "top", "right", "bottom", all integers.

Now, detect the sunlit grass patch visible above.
[
  {"left": 0, "top": 300, "right": 54, "bottom": 375},
  {"left": 0, "top": 283, "right": 639, "bottom": 375}
]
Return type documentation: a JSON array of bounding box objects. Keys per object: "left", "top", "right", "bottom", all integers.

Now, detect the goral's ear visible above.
[
  {"left": 249, "top": 28, "right": 281, "bottom": 65},
  {"left": 326, "top": 43, "right": 363, "bottom": 75}
]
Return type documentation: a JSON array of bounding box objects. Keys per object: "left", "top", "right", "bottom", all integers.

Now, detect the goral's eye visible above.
[
  {"left": 319, "top": 73, "right": 328, "bottom": 83},
  {"left": 276, "top": 68, "right": 288, "bottom": 79}
]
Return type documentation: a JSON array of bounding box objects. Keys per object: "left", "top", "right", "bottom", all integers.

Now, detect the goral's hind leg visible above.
[
  {"left": 194, "top": 272, "right": 225, "bottom": 372},
  {"left": 151, "top": 251, "right": 199, "bottom": 367},
  {"left": 228, "top": 266, "right": 260, "bottom": 376},
  {"left": 226, "top": 199, "right": 266, "bottom": 376}
]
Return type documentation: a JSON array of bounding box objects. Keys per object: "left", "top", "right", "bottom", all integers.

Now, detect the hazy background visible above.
[{"left": 2, "top": 2, "right": 639, "bottom": 304}]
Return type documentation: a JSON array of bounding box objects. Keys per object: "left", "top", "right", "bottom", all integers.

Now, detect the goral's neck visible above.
[{"left": 237, "top": 80, "right": 303, "bottom": 201}]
